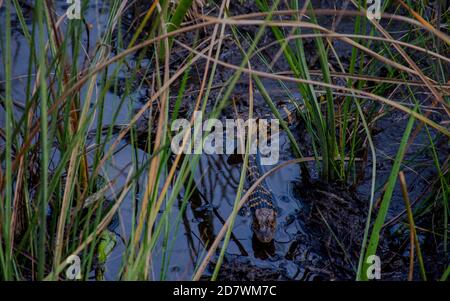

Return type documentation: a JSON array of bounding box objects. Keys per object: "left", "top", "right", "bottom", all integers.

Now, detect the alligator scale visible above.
[{"left": 245, "top": 153, "right": 277, "bottom": 243}]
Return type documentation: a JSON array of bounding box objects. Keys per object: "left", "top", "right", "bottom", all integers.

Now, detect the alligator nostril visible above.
[{"left": 263, "top": 236, "right": 274, "bottom": 243}]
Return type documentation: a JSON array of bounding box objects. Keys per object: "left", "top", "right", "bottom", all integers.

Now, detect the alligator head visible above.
[{"left": 252, "top": 208, "right": 276, "bottom": 243}]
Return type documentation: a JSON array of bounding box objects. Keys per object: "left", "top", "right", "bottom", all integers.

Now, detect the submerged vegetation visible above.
[{"left": 0, "top": 0, "right": 449, "bottom": 280}]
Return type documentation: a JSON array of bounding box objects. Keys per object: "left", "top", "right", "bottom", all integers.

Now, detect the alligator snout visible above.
[{"left": 252, "top": 208, "right": 276, "bottom": 243}]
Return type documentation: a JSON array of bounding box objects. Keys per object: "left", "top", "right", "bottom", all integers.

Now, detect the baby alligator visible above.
[{"left": 246, "top": 153, "right": 277, "bottom": 243}]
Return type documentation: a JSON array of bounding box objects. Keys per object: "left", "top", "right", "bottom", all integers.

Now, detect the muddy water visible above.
[{"left": 103, "top": 128, "right": 322, "bottom": 280}]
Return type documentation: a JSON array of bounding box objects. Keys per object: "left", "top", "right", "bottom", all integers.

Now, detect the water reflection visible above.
[{"left": 252, "top": 234, "right": 275, "bottom": 260}]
